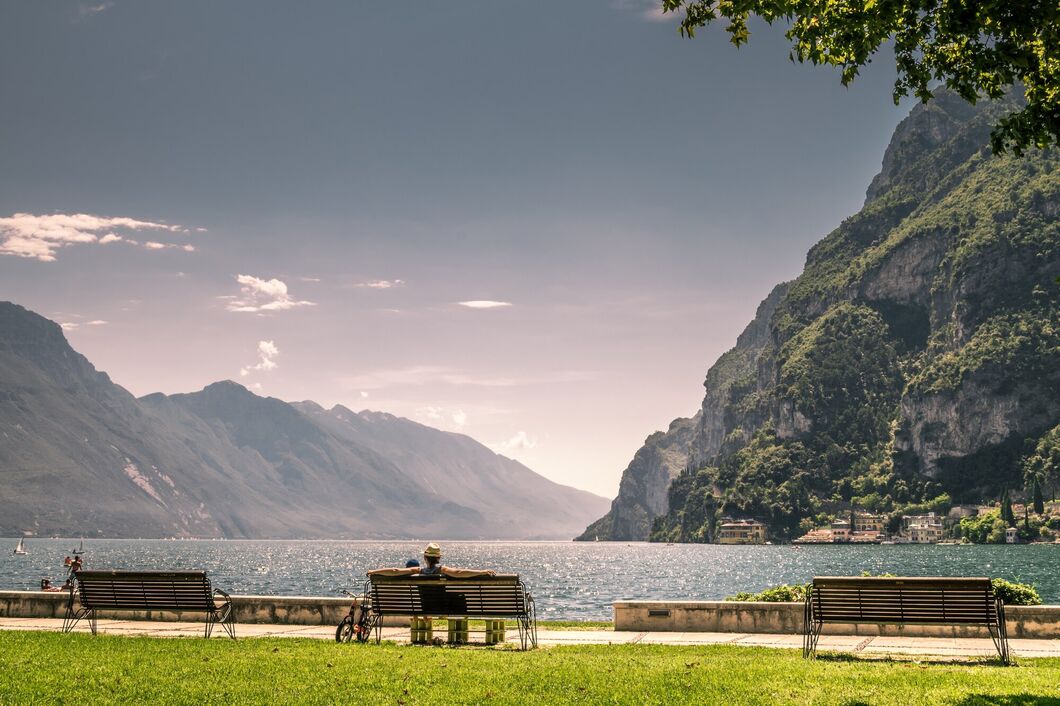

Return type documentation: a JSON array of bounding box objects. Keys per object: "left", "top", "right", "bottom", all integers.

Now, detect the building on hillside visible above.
[
  {"left": 902, "top": 512, "right": 944, "bottom": 543},
  {"left": 852, "top": 512, "right": 886, "bottom": 534},
  {"left": 792, "top": 528, "right": 833, "bottom": 544},
  {"left": 717, "top": 520, "right": 768, "bottom": 545},
  {"left": 830, "top": 520, "right": 852, "bottom": 542}
]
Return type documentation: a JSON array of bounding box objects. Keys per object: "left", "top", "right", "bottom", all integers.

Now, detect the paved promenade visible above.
[{"left": 2, "top": 616, "right": 1059, "bottom": 659}]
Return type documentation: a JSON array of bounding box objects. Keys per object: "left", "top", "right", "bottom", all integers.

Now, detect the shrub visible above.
[
  {"left": 992, "top": 578, "right": 1042, "bottom": 605},
  {"left": 726, "top": 577, "right": 1042, "bottom": 606},
  {"left": 726, "top": 583, "right": 808, "bottom": 602}
]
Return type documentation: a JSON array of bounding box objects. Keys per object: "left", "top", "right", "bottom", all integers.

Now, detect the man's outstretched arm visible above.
[
  {"left": 367, "top": 567, "right": 420, "bottom": 577},
  {"left": 440, "top": 567, "right": 497, "bottom": 578}
]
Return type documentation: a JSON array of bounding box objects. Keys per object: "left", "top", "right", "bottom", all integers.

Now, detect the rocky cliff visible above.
[
  {"left": 0, "top": 303, "right": 609, "bottom": 539},
  {"left": 576, "top": 282, "right": 789, "bottom": 541},
  {"left": 583, "top": 90, "right": 1059, "bottom": 541}
]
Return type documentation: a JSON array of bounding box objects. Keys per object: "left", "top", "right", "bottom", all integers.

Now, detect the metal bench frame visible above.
[
  {"left": 804, "top": 576, "right": 1009, "bottom": 663},
  {"left": 63, "top": 570, "right": 235, "bottom": 639},
  {"left": 365, "top": 574, "right": 537, "bottom": 649}
]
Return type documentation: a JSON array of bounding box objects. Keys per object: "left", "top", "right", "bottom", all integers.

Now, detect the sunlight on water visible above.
[{"left": 3, "top": 539, "right": 1057, "bottom": 620}]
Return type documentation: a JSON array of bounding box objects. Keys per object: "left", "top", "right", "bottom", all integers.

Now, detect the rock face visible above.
[
  {"left": 577, "top": 282, "right": 789, "bottom": 541},
  {"left": 0, "top": 303, "right": 609, "bottom": 539},
  {"left": 585, "top": 90, "right": 1060, "bottom": 541},
  {"left": 577, "top": 416, "right": 699, "bottom": 541}
]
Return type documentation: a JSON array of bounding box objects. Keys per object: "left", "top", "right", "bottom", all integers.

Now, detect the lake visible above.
[{"left": 3, "top": 539, "right": 1058, "bottom": 620}]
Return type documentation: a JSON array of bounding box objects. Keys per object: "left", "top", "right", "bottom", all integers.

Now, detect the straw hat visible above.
[{"left": 423, "top": 542, "right": 442, "bottom": 559}]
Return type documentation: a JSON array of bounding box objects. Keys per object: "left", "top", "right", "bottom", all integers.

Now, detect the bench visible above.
[
  {"left": 63, "top": 570, "right": 235, "bottom": 639},
  {"left": 366, "top": 574, "right": 537, "bottom": 649},
  {"left": 804, "top": 576, "right": 1009, "bottom": 662}
]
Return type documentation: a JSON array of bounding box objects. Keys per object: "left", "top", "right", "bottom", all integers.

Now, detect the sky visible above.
[{"left": 0, "top": 1, "right": 912, "bottom": 498}]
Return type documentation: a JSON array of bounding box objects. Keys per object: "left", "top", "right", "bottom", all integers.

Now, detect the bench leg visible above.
[
  {"left": 520, "top": 595, "right": 537, "bottom": 650},
  {"left": 88, "top": 608, "right": 97, "bottom": 636},
  {"left": 802, "top": 595, "right": 822, "bottom": 659},
  {"left": 802, "top": 596, "right": 811, "bottom": 658},
  {"left": 63, "top": 607, "right": 90, "bottom": 634},
  {"left": 991, "top": 600, "right": 1010, "bottom": 665},
  {"left": 207, "top": 602, "right": 236, "bottom": 640}
]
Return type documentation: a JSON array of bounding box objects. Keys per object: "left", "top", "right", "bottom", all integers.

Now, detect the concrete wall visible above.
[
  {"left": 0, "top": 590, "right": 404, "bottom": 627},
  {"left": 613, "top": 601, "right": 1060, "bottom": 639}
]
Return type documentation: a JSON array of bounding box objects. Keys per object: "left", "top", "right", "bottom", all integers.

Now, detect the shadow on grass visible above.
[
  {"left": 951, "top": 696, "right": 1060, "bottom": 706},
  {"left": 814, "top": 653, "right": 1013, "bottom": 668}
]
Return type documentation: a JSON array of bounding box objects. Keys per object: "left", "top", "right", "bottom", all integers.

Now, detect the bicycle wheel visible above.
[{"left": 336, "top": 616, "right": 355, "bottom": 643}]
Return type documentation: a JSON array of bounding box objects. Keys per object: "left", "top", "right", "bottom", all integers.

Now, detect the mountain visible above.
[
  {"left": 581, "top": 90, "right": 1060, "bottom": 542},
  {"left": 0, "top": 303, "right": 608, "bottom": 539}
]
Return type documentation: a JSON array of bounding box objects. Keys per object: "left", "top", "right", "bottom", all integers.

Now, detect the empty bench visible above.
[
  {"left": 366, "top": 574, "right": 537, "bottom": 649},
  {"left": 804, "top": 576, "right": 1009, "bottom": 662},
  {"left": 63, "top": 570, "right": 235, "bottom": 639}
]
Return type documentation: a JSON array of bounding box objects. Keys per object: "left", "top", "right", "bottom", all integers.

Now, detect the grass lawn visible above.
[{"left": 1, "top": 631, "right": 1058, "bottom": 705}]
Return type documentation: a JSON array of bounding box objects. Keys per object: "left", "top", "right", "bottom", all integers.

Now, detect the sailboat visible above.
[
  {"left": 73, "top": 537, "right": 84, "bottom": 555},
  {"left": 13, "top": 537, "right": 28, "bottom": 555}
]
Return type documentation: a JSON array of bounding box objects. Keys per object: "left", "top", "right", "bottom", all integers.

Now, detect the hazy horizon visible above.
[{"left": 0, "top": 1, "right": 912, "bottom": 497}]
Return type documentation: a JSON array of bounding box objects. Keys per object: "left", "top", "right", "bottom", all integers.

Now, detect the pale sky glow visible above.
[
  {"left": 0, "top": 1, "right": 911, "bottom": 496},
  {"left": 458, "top": 300, "right": 514, "bottom": 309}
]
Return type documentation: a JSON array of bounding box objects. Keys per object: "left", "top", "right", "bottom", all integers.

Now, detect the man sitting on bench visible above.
[{"left": 368, "top": 543, "right": 496, "bottom": 578}]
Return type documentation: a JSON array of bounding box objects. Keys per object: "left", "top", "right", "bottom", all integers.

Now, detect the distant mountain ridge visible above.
[
  {"left": 0, "top": 302, "right": 608, "bottom": 539},
  {"left": 581, "top": 90, "right": 1059, "bottom": 542}
]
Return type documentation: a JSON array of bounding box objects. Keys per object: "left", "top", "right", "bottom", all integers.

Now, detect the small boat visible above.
[
  {"left": 73, "top": 537, "right": 84, "bottom": 555},
  {"left": 13, "top": 537, "right": 28, "bottom": 555}
]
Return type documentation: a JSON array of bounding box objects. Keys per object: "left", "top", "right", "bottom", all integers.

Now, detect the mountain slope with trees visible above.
[{"left": 582, "top": 91, "right": 1059, "bottom": 542}]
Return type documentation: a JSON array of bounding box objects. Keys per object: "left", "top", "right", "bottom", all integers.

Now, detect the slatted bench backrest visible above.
[
  {"left": 369, "top": 575, "right": 528, "bottom": 618},
  {"left": 76, "top": 570, "right": 216, "bottom": 612},
  {"left": 811, "top": 576, "right": 998, "bottom": 625}
]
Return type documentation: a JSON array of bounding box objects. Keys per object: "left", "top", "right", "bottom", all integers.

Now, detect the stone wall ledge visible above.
[
  {"left": 0, "top": 590, "right": 405, "bottom": 627},
  {"left": 613, "top": 600, "right": 1060, "bottom": 639}
]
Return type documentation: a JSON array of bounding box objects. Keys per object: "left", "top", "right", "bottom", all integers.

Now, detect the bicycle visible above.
[{"left": 335, "top": 587, "right": 376, "bottom": 643}]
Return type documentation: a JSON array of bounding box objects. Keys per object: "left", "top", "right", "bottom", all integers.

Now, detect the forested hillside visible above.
[{"left": 583, "top": 90, "right": 1059, "bottom": 542}]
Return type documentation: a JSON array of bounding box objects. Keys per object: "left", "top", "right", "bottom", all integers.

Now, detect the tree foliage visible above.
[
  {"left": 660, "top": 0, "right": 1060, "bottom": 155},
  {"left": 1032, "top": 476, "right": 1045, "bottom": 515},
  {"left": 1024, "top": 424, "right": 1060, "bottom": 501}
]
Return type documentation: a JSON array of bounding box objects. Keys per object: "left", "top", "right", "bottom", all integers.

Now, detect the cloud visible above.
[
  {"left": 59, "top": 318, "right": 107, "bottom": 331},
  {"left": 226, "top": 275, "right": 315, "bottom": 313},
  {"left": 360, "top": 391, "right": 369, "bottom": 399},
  {"left": 78, "top": 2, "right": 114, "bottom": 19},
  {"left": 492, "top": 431, "right": 537, "bottom": 454},
  {"left": 416, "top": 406, "right": 469, "bottom": 430},
  {"left": 458, "top": 300, "right": 512, "bottom": 309},
  {"left": 0, "top": 212, "right": 193, "bottom": 262},
  {"left": 611, "top": 0, "right": 673, "bottom": 22},
  {"left": 240, "top": 340, "right": 279, "bottom": 376},
  {"left": 352, "top": 279, "right": 405, "bottom": 289},
  {"left": 339, "top": 366, "right": 598, "bottom": 390}
]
